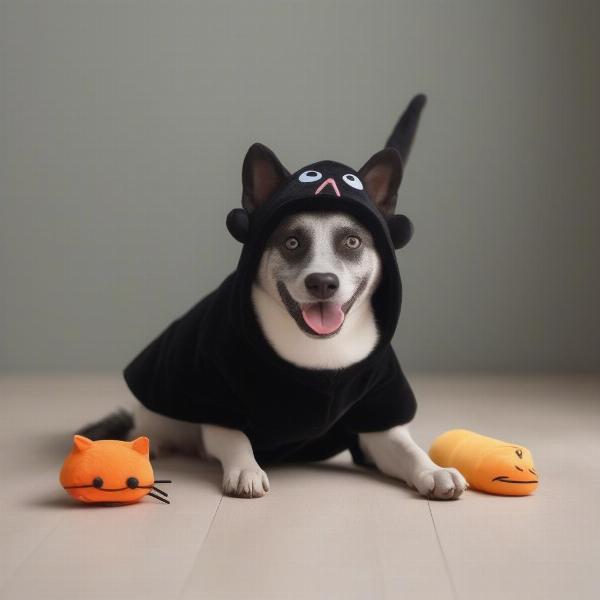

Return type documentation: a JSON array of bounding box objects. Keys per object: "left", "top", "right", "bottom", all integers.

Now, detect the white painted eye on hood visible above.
[
  {"left": 298, "top": 170, "right": 322, "bottom": 183},
  {"left": 342, "top": 174, "right": 363, "bottom": 190}
]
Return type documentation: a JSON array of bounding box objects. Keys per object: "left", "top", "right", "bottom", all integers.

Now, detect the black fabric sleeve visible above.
[
  {"left": 123, "top": 295, "right": 250, "bottom": 430},
  {"left": 124, "top": 339, "right": 250, "bottom": 430},
  {"left": 342, "top": 350, "right": 416, "bottom": 434}
]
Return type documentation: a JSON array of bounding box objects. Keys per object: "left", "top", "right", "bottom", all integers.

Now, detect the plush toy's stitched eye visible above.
[
  {"left": 516, "top": 449, "right": 523, "bottom": 459},
  {"left": 342, "top": 174, "right": 363, "bottom": 190},
  {"left": 285, "top": 237, "right": 299, "bottom": 250},
  {"left": 344, "top": 236, "right": 361, "bottom": 249},
  {"left": 92, "top": 477, "right": 103, "bottom": 489},
  {"left": 126, "top": 477, "right": 139, "bottom": 489},
  {"left": 298, "top": 170, "right": 322, "bottom": 183}
]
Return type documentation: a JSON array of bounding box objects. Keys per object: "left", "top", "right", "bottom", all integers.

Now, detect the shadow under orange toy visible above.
[
  {"left": 60, "top": 435, "right": 171, "bottom": 504},
  {"left": 429, "top": 429, "right": 539, "bottom": 496}
]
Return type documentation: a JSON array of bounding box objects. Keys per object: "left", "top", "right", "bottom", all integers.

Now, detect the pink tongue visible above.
[{"left": 301, "top": 302, "right": 345, "bottom": 335}]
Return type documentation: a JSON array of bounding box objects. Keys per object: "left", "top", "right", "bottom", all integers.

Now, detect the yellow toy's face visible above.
[
  {"left": 60, "top": 436, "right": 155, "bottom": 504},
  {"left": 479, "top": 445, "right": 539, "bottom": 496}
]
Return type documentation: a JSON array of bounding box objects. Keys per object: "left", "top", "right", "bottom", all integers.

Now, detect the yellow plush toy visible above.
[{"left": 429, "top": 429, "right": 539, "bottom": 496}]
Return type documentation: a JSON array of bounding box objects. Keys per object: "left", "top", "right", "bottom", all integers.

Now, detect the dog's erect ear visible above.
[
  {"left": 242, "top": 143, "right": 290, "bottom": 212},
  {"left": 358, "top": 148, "right": 403, "bottom": 217}
]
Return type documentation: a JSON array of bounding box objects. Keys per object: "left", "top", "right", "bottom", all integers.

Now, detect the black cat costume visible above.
[{"left": 123, "top": 96, "right": 426, "bottom": 465}]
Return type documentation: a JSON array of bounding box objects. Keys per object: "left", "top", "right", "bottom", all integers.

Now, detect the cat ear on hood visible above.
[
  {"left": 73, "top": 434, "right": 94, "bottom": 452},
  {"left": 131, "top": 436, "right": 150, "bottom": 456},
  {"left": 358, "top": 148, "right": 403, "bottom": 217},
  {"left": 242, "top": 143, "right": 290, "bottom": 212}
]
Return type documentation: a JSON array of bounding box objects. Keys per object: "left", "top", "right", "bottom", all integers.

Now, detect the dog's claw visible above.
[
  {"left": 223, "top": 467, "right": 270, "bottom": 499},
  {"left": 412, "top": 467, "right": 467, "bottom": 500}
]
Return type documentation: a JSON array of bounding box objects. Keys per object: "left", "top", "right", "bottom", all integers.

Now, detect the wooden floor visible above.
[{"left": 0, "top": 374, "right": 599, "bottom": 600}]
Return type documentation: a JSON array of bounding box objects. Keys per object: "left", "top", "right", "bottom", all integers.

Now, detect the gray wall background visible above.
[{"left": 1, "top": 0, "right": 599, "bottom": 373}]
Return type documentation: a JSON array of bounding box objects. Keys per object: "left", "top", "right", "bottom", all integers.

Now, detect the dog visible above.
[{"left": 81, "top": 95, "right": 467, "bottom": 500}]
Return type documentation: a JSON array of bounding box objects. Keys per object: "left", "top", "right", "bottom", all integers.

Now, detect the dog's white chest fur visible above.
[{"left": 251, "top": 284, "right": 379, "bottom": 370}]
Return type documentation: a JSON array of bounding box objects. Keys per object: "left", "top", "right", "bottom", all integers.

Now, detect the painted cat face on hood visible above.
[
  {"left": 227, "top": 94, "right": 428, "bottom": 251},
  {"left": 227, "top": 145, "right": 413, "bottom": 251},
  {"left": 255, "top": 151, "right": 401, "bottom": 212}
]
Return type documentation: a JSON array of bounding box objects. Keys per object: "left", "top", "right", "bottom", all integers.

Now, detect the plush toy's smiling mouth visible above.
[
  {"left": 276, "top": 279, "right": 367, "bottom": 338},
  {"left": 492, "top": 476, "right": 539, "bottom": 484},
  {"left": 63, "top": 479, "right": 172, "bottom": 503}
]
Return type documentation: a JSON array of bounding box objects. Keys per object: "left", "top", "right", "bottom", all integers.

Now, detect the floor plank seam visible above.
[
  {"left": 0, "top": 513, "right": 65, "bottom": 596},
  {"left": 427, "top": 500, "right": 460, "bottom": 600},
  {"left": 175, "top": 494, "right": 224, "bottom": 600}
]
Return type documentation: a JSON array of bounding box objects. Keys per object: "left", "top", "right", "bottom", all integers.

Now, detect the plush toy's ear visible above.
[
  {"left": 131, "top": 436, "right": 150, "bottom": 456},
  {"left": 358, "top": 148, "right": 403, "bottom": 217},
  {"left": 387, "top": 214, "right": 414, "bottom": 249},
  {"left": 73, "top": 435, "right": 94, "bottom": 452},
  {"left": 242, "top": 143, "right": 289, "bottom": 212}
]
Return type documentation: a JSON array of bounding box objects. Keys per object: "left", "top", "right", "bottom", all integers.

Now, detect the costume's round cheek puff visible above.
[{"left": 429, "top": 429, "right": 539, "bottom": 496}]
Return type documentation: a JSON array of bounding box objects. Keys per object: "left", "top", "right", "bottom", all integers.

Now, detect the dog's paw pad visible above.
[
  {"left": 412, "top": 467, "right": 467, "bottom": 500},
  {"left": 223, "top": 467, "right": 270, "bottom": 498}
]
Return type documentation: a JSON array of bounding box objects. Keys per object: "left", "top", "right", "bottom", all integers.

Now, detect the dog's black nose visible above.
[{"left": 305, "top": 273, "right": 339, "bottom": 300}]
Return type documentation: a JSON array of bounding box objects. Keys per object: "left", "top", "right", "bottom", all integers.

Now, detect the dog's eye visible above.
[
  {"left": 285, "top": 237, "right": 299, "bottom": 250},
  {"left": 298, "top": 170, "right": 322, "bottom": 183},
  {"left": 344, "top": 236, "right": 361, "bottom": 249},
  {"left": 342, "top": 174, "right": 363, "bottom": 190}
]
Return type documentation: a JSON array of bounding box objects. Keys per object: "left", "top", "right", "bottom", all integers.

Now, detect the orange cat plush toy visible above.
[{"left": 60, "top": 435, "right": 171, "bottom": 504}]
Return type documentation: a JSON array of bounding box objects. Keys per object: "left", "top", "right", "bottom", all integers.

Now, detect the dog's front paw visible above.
[
  {"left": 222, "top": 467, "right": 270, "bottom": 498},
  {"left": 410, "top": 467, "right": 467, "bottom": 500}
]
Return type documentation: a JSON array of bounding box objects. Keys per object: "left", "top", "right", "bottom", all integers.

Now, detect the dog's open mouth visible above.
[
  {"left": 300, "top": 302, "right": 345, "bottom": 336},
  {"left": 276, "top": 279, "right": 367, "bottom": 338}
]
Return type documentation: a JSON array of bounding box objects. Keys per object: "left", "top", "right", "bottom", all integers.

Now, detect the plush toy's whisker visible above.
[
  {"left": 153, "top": 480, "right": 172, "bottom": 484},
  {"left": 151, "top": 486, "right": 168, "bottom": 497},
  {"left": 148, "top": 492, "right": 170, "bottom": 504}
]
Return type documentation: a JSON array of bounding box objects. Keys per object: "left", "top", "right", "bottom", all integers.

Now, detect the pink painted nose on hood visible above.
[{"left": 314, "top": 178, "right": 341, "bottom": 197}]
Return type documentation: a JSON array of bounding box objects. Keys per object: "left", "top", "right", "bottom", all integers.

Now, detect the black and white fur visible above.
[
  {"left": 81, "top": 97, "right": 467, "bottom": 500},
  {"left": 84, "top": 210, "right": 466, "bottom": 500},
  {"left": 252, "top": 211, "right": 381, "bottom": 370}
]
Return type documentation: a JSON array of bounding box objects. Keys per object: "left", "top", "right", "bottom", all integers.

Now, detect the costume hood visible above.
[{"left": 226, "top": 158, "right": 404, "bottom": 365}]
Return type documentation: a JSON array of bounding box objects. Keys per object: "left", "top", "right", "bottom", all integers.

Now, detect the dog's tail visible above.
[
  {"left": 385, "top": 94, "right": 427, "bottom": 164},
  {"left": 77, "top": 408, "right": 135, "bottom": 441}
]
